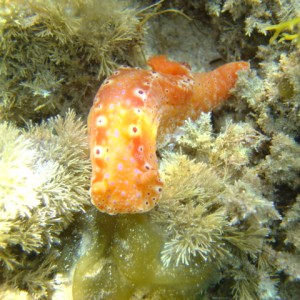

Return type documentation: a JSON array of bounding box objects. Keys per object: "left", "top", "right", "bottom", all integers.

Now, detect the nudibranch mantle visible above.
[{"left": 88, "top": 55, "right": 249, "bottom": 214}]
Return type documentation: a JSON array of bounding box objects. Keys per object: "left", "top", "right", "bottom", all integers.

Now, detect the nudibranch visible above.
[{"left": 88, "top": 55, "right": 249, "bottom": 214}]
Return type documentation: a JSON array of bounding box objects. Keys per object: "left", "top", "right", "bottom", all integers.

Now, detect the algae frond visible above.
[
  {"left": 151, "top": 153, "right": 227, "bottom": 267},
  {"left": 265, "top": 17, "right": 300, "bottom": 45},
  {"left": 0, "top": 0, "right": 145, "bottom": 124},
  {"left": 0, "top": 110, "right": 90, "bottom": 298}
]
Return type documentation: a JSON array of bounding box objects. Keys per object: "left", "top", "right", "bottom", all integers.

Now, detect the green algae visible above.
[
  {"left": 265, "top": 17, "right": 300, "bottom": 46},
  {"left": 278, "top": 77, "right": 295, "bottom": 100},
  {"left": 72, "top": 213, "right": 130, "bottom": 300},
  {"left": 72, "top": 213, "right": 219, "bottom": 300}
]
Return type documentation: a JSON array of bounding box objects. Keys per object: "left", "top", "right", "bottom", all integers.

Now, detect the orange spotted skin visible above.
[{"left": 89, "top": 55, "right": 250, "bottom": 214}]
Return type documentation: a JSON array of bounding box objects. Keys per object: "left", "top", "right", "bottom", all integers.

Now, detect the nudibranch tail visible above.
[
  {"left": 88, "top": 55, "right": 250, "bottom": 214},
  {"left": 190, "top": 61, "right": 250, "bottom": 112}
]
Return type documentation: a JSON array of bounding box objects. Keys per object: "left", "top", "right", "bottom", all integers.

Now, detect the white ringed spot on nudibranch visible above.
[{"left": 88, "top": 55, "right": 250, "bottom": 214}]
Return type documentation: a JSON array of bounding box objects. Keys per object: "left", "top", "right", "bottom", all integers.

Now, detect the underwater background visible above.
[{"left": 0, "top": 0, "right": 299, "bottom": 299}]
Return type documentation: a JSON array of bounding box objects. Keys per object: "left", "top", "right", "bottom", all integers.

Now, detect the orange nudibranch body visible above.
[{"left": 88, "top": 55, "right": 250, "bottom": 214}]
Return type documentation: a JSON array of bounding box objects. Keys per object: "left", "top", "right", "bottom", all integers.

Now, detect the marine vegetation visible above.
[
  {"left": 172, "top": 0, "right": 300, "bottom": 61},
  {"left": 71, "top": 112, "right": 280, "bottom": 300},
  {"left": 151, "top": 114, "right": 281, "bottom": 300},
  {"left": 72, "top": 212, "right": 219, "bottom": 300},
  {"left": 265, "top": 17, "right": 300, "bottom": 45},
  {"left": 1, "top": 0, "right": 300, "bottom": 299},
  {"left": 233, "top": 45, "right": 300, "bottom": 137},
  {"left": 0, "top": 111, "right": 90, "bottom": 298},
  {"left": 0, "top": 0, "right": 144, "bottom": 124}
]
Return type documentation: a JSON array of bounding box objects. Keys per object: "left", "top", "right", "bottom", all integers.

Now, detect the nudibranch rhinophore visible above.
[{"left": 88, "top": 55, "right": 249, "bottom": 214}]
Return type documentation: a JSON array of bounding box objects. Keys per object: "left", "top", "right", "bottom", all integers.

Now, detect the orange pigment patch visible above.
[{"left": 88, "top": 55, "right": 250, "bottom": 214}]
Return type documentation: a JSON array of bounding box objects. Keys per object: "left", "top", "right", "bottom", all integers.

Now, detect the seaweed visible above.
[
  {"left": 233, "top": 46, "right": 300, "bottom": 138},
  {"left": 151, "top": 153, "right": 228, "bottom": 267},
  {"left": 0, "top": 110, "right": 90, "bottom": 298},
  {"left": 72, "top": 212, "right": 219, "bottom": 300},
  {"left": 149, "top": 112, "right": 281, "bottom": 299},
  {"left": 0, "top": 0, "right": 144, "bottom": 124},
  {"left": 258, "top": 133, "right": 300, "bottom": 188},
  {"left": 1, "top": 0, "right": 300, "bottom": 298},
  {"left": 265, "top": 17, "right": 300, "bottom": 46}
]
